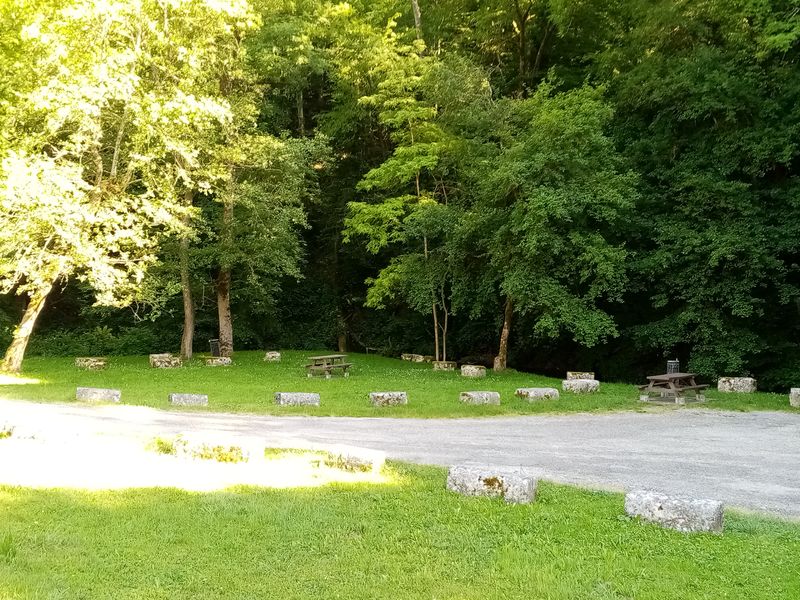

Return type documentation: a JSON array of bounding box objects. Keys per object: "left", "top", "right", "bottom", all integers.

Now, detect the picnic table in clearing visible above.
[
  {"left": 638, "top": 372, "right": 708, "bottom": 404},
  {"left": 305, "top": 354, "right": 353, "bottom": 379}
]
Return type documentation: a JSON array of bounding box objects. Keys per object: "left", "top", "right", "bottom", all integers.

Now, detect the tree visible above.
[
  {"left": 344, "top": 32, "right": 463, "bottom": 361},
  {"left": 460, "top": 85, "right": 637, "bottom": 370},
  {"left": 607, "top": 0, "right": 800, "bottom": 378},
  {"left": 0, "top": 0, "right": 257, "bottom": 372}
]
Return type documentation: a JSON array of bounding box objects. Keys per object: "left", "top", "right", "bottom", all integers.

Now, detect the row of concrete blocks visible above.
[
  {"left": 74, "top": 355, "right": 233, "bottom": 370},
  {"left": 75, "top": 388, "right": 213, "bottom": 405},
  {"left": 152, "top": 436, "right": 385, "bottom": 474},
  {"left": 446, "top": 466, "right": 724, "bottom": 533},
  {"left": 75, "top": 387, "right": 587, "bottom": 406}
]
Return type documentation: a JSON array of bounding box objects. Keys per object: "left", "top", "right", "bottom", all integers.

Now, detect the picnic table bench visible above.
[
  {"left": 305, "top": 354, "right": 352, "bottom": 379},
  {"left": 639, "top": 372, "right": 708, "bottom": 404}
]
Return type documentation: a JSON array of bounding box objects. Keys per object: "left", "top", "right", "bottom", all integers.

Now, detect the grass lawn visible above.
[
  {"left": 0, "top": 463, "right": 798, "bottom": 599},
  {"left": 0, "top": 351, "right": 796, "bottom": 418}
]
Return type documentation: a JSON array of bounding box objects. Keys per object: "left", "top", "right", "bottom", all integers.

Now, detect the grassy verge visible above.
[
  {"left": 0, "top": 464, "right": 798, "bottom": 599},
  {"left": 0, "top": 351, "right": 796, "bottom": 418}
]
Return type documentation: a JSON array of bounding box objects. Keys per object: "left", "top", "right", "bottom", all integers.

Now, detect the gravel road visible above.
[{"left": 2, "top": 399, "right": 798, "bottom": 517}]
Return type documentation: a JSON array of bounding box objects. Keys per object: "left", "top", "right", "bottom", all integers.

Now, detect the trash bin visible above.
[
  {"left": 209, "top": 339, "right": 221, "bottom": 357},
  {"left": 666, "top": 359, "right": 680, "bottom": 374}
]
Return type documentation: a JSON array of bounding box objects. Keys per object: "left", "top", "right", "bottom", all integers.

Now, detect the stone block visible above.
[
  {"left": 149, "top": 353, "right": 182, "bottom": 368},
  {"left": 401, "top": 353, "right": 425, "bottom": 362},
  {"left": 169, "top": 393, "right": 208, "bottom": 407},
  {"left": 446, "top": 466, "right": 537, "bottom": 504},
  {"left": 790, "top": 388, "right": 800, "bottom": 408},
  {"left": 325, "top": 445, "right": 385, "bottom": 473},
  {"left": 370, "top": 391, "right": 408, "bottom": 407},
  {"left": 562, "top": 379, "right": 600, "bottom": 394},
  {"left": 459, "top": 391, "right": 500, "bottom": 405},
  {"left": 75, "top": 357, "right": 107, "bottom": 370},
  {"left": 422, "top": 355, "right": 434, "bottom": 363},
  {"left": 717, "top": 377, "right": 756, "bottom": 393},
  {"left": 263, "top": 351, "right": 281, "bottom": 362},
  {"left": 516, "top": 387, "right": 560, "bottom": 401},
  {"left": 461, "top": 365, "right": 486, "bottom": 378},
  {"left": 624, "top": 490, "right": 724, "bottom": 533},
  {"left": 274, "top": 392, "right": 320, "bottom": 406},
  {"left": 76, "top": 387, "right": 121, "bottom": 403},
  {"left": 169, "top": 436, "right": 250, "bottom": 462},
  {"left": 205, "top": 357, "right": 232, "bottom": 367},
  {"left": 567, "top": 371, "right": 595, "bottom": 380},
  {"left": 432, "top": 360, "right": 457, "bottom": 371}
]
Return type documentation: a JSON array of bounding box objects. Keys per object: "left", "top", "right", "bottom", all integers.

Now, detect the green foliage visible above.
[
  {"left": 3, "top": 0, "right": 800, "bottom": 385},
  {"left": 26, "top": 326, "right": 173, "bottom": 358}
]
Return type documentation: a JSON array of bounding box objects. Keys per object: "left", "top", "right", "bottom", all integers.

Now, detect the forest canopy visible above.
[{"left": 1, "top": 0, "right": 798, "bottom": 387}]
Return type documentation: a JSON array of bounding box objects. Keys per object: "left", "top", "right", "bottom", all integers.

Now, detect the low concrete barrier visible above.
[
  {"left": 717, "top": 377, "right": 756, "bottom": 393},
  {"left": 562, "top": 379, "right": 600, "bottom": 393},
  {"left": 446, "top": 466, "right": 537, "bottom": 504},
  {"left": 459, "top": 391, "right": 500, "bottom": 405},
  {"left": 461, "top": 365, "right": 486, "bottom": 378},
  {"left": 624, "top": 490, "right": 723, "bottom": 533},
  {"left": 370, "top": 391, "right": 408, "bottom": 407},
  {"left": 76, "top": 387, "right": 121, "bottom": 403},
  {"left": 515, "top": 388, "right": 559, "bottom": 401},
  {"left": 274, "top": 392, "right": 320, "bottom": 406},
  {"left": 169, "top": 393, "right": 208, "bottom": 407}
]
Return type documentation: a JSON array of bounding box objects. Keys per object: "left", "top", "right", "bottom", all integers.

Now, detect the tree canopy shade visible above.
[{"left": 1, "top": 0, "right": 799, "bottom": 388}]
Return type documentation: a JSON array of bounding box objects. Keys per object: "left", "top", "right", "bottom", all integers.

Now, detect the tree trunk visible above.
[
  {"left": 493, "top": 296, "right": 514, "bottom": 372},
  {"left": 216, "top": 194, "right": 234, "bottom": 357},
  {"left": 441, "top": 302, "right": 448, "bottom": 362},
  {"left": 432, "top": 302, "right": 440, "bottom": 362},
  {"left": 411, "top": 0, "right": 423, "bottom": 41},
  {"left": 297, "top": 89, "right": 305, "bottom": 137},
  {"left": 216, "top": 268, "right": 233, "bottom": 357},
  {"left": 1, "top": 282, "right": 55, "bottom": 373},
  {"left": 513, "top": 1, "right": 530, "bottom": 94},
  {"left": 337, "top": 332, "right": 347, "bottom": 353},
  {"left": 179, "top": 191, "right": 195, "bottom": 360}
]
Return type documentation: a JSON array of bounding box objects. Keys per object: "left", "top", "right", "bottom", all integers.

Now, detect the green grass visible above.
[
  {"left": 0, "top": 351, "right": 796, "bottom": 417},
  {"left": 0, "top": 463, "right": 798, "bottom": 599}
]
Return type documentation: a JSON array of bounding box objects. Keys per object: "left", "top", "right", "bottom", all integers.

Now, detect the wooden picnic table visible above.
[
  {"left": 305, "top": 354, "right": 352, "bottom": 379},
  {"left": 638, "top": 372, "right": 708, "bottom": 404}
]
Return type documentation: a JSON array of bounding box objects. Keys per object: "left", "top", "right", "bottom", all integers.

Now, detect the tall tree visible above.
[
  {"left": 460, "top": 85, "right": 637, "bottom": 370},
  {"left": 0, "top": 0, "right": 256, "bottom": 371}
]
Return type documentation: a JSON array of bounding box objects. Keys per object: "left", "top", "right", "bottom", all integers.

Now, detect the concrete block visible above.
[
  {"left": 446, "top": 465, "right": 537, "bottom": 504},
  {"left": 433, "top": 361, "right": 457, "bottom": 371},
  {"left": 567, "top": 371, "right": 595, "bottom": 380},
  {"left": 516, "top": 387, "right": 559, "bottom": 401},
  {"left": 325, "top": 445, "right": 385, "bottom": 474},
  {"left": 263, "top": 351, "right": 281, "bottom": 362},
  {"left": 624, "top": 490, "right": 723, "bottom": 533},
  {"left": 562, "top": 379, "right": 600, "bottom": 393},
  {"left": 274, "top": 392, "right": 320, "bottom": 406},
  {"left": 790, "top": 388, "right": 800, "bottom": 408},
  {"left": 461, "top": 365, "right": 486, "bottom": 378},
  {"left": 459, "top": 391, "right": 500, "bottom": 405},
  {"left": 76, "top": 387, "right": 121, "bottom": 403},
  {"left": 717, "top": 377, "right": 756, "bottom": 393},
  {"left": 150, "top": 353, "right": 182, "bottom": 368},
  {"left": 205, "top": 357, "right": 232, "bottom": 367},
  {"left": 370, "top": 391, "right": 408, "bottom": 407},
  {"left": 169, "top": 393, "right": 208, "bottom": 407},
  {"left": 75, "top": 357, "right": 107, "bottom": 370}
]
